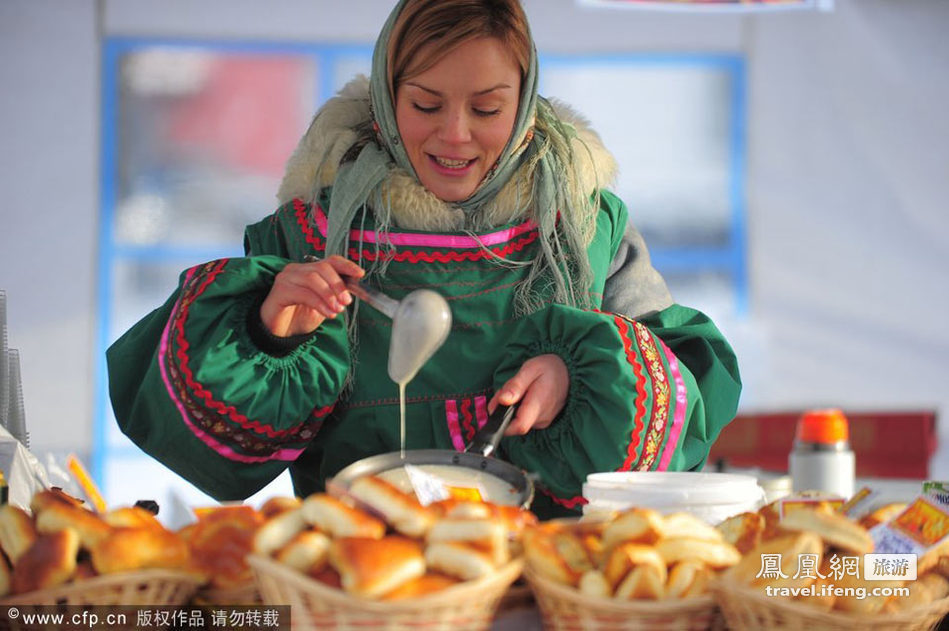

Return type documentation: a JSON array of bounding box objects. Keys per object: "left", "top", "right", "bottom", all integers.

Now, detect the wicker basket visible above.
[
  {"left": 712, "top": 579, "right": 949, "bottom": 631},
  {"left": 0, "top": 569, "right": 202, "bottom": 606},
  {"left": 523, "top": 565, "right": 722, "bottom": 631},
  {"left": 192, "top": 581, "right": 262, "bottom": 606},
  {"left": 248, "top": 553, "right": 524, "bottom": 631},
  {"left": 0, "top": 570, "right": 202, "bottom": 631}
]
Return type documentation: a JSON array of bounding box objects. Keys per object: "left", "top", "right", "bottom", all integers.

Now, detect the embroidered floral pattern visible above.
[{"left": 164, "top": 261, "right": 332, "bottom": 458}]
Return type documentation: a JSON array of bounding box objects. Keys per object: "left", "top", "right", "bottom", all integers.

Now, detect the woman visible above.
[{"left": 107, "top": 0, "right": 741, "bottom": 519}]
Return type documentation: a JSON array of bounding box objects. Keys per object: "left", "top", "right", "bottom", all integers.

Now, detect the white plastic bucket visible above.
[{"left": 582, "top": 471, "right": 766, "bottom": 524}]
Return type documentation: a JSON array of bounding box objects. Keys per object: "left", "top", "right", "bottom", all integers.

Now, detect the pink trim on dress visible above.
[
  {"left": 475, "top": 395, "right": 489, "bottom": 430},
  {"left": 312, "top": 203, "right": 536, "bottom": 249},
  {"left": 445, "top": 399, "right": 466, "bottom": 452},
  {"left": 656, "top": 340, "right": 688, "bottom": 472}
]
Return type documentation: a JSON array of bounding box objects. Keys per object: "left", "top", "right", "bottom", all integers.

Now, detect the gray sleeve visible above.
[{"left": 601, "top": 220, "right": 674, "bottom": 318}]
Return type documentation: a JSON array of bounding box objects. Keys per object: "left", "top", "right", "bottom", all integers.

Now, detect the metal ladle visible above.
[{"left": 345, "top": 280, "right": 452, "bottom": 384}]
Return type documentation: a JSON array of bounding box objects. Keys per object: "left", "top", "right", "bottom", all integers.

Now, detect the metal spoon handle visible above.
[
  {"left": 301, "top": 256, "right": 401, "bottom": 319},
  {"left": 345, "top": 280, "right": 400, "bottom": 319}
]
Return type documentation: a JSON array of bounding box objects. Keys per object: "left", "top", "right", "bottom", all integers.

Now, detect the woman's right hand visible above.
[{"left": 260, "top": 255, "right": 366, "bottom": 337}]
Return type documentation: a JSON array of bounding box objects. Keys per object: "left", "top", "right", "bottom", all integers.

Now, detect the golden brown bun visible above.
[
  {"left": 725, "top": 531, "right": 822, "bottom": 590},
  {"left": 426, "top": 518, "right": 509, "bottom": 566},
  {"left": 779, "top": 507, "right": 873, "bottom": 554},
  {"left": 380, "top": 572, "right": 460, "bottom": 600},
  {"left": 259, "top": 496, "right": 302, "bottom": 519},
  {"left": 655, "top": 537, "right": 741, "bottom": 569},
  {"left": 0, "top": 504, "right": 38, "bottom": 563},
  {"left": 252, "top": 508, "right": 306, "bottom": 557},
  {"left": 102, "top": 506, "right": 165, "bottom": 531},
  {"left": 665, "top": 560, "right": 712, "bottom": 599},
  {"left": 349, "top": 476, "right": 436, "bottom": 538},
  {"left": 578, "top": 569, "right": 611, "bottom": 599},
  {"left": 601, "top": 507, "right": 664, "bottom": 550},
  {"left": 432, "top": 499, "right": 491, "bottom": 520},
  {"left": 424, "top": 540, "right": 497, "bottom": 581},
  {"left": 614, "top": 564, "right": 665, "bottom": 600},
  {"left": 523, "top": 528, "right": 592, "bottom": 586},
  {"left": 274, "top": 529, "right": 331, "bottom": 574},
  {"left": 857, "top": 502, "right": 907, "bottom": 530},
  {"left": 32, "top": 490, "right": 111, "bottom": 549},
  {"left": 11, "top": 529, "right": 79, "bottom": 594},
  {"left": 301, "top": 494, "right": 386, "bottom": 539},
  {"left": 662, "top": 512, "right": 723, "bottom": 542},
  {"left": 184, "top": 505, "right": 263, "bottom": 589},
  {"left": 89, "top": 526, "right": 189, "bottom": 575},
  {"left": 885, "top": 572, "right": 949, "bottom": 613},
  {"left": 329, "top": 536, "right": 426, "bottom": 598},
  {"left": 603, "top": 542, "right": 665, "bottom": 590},
  {"left": 0, "top": 552, "right": 10, "bottom": 597},
  {"left": 715, "top": 511, "right": 764, "bottom": 554}
]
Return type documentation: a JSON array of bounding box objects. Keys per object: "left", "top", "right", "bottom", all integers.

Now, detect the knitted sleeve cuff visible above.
[{"left": 245, "top": 293, "right": 317, "bottom": 357}]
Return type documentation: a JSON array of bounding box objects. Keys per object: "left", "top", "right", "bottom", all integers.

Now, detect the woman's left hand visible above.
[{"left": 488, "top": 354, "right": 569, "bottom": 435}]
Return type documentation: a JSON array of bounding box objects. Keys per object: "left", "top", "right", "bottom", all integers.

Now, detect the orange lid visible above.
[{"left": 796, "top": 408, "right": 849, "bottom": 443}]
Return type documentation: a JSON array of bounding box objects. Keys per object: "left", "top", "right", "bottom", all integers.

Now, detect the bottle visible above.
[
  {"left": 788, "top": 408, "right": 856, "bottom": 499},
  {"left": 0, "top": 469, "right": 7, "bottom": 505}
]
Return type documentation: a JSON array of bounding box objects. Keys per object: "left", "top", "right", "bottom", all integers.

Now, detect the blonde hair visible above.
[{"left": 388, "top": 0, "right": 531, "bottom": 94}]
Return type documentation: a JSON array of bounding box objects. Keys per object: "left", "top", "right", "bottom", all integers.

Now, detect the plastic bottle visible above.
[{"left": 788, "top": 409, "right": 856, "bottom": 499}]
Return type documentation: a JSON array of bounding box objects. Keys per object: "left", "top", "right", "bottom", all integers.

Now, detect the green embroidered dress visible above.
[{"left": 108, "top": 186, "right": 742, "bottom": 519}]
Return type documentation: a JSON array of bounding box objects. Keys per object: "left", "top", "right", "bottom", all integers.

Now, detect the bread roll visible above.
[
  {"left": 614, "top": 564, "right": 665, "bottom": 600},
  {"left": 779, "top": 508, "right": 873, "bottom": 555},
  {"left": 348, "top": 476, "right": 437, "bottom": 538},
  {"left": 11, "top": 529, "right": 79, "bottom": 594},
  {"left": 603, "top": 542, "right": 666, "bottom": 590},
  {"left": 103, "top": 506, "right": 165, "bottom": 531},
  {"left": 274, "top": 529, "right": 331, "bottom": 574},
  {"left": 601, "top": 507, "right": 664, "bottom": 550},
  {"left": 89, "top": 526, "right": 189, "bottom": 575},
  {"left": 578, "top": 569, "right": 612, "bottom": 599},
  {"left": 426, "top": 518, "right": 509, "bottom": 566},
  {"left": 0, "top": 504, "right": 38, "bottom": 563},
  {"left": 32, "top": 491, "right": 111, "bottom": 549},
  {"left": 425, "top": 540, "right": 497, "bottom": 581},
  {"left": 259, "top": 496, "right": 302, "bottom": 519},
  {"left": 662, "top": 512, "right": 723, "bottom": 542},
  {"left": 655, "top": 537, "right": 741, "bottom": 569},
  {"left": 301, "top": 494, "right": 386, "bottom": 539},
  {"left": 523, "top": 528, "right": 592, "bottom": 586},
  {"left": 665, "top": 560, "right": 711, "bottom": 599},
  {"left": 380, "top": 572, "right": 460, "bottom": 600},
  {"left": 253, "top": 508, "right": 307, "bottom": 557},
  {"left": 725, "top": 531, "right": 822, "bottom": 590},
  {"left": 716, "top": 511, "right": 764, "bottom": 554},
  {"left": 329, "top": 535, "right": 425, "bottom": 598}
]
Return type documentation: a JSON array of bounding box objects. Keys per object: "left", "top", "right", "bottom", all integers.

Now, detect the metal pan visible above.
[{"left": 327, "top": 405, "right": 534, "bottom": 508}]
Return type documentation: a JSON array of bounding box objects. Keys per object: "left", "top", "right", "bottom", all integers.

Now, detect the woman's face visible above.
[{"left": 395, "top": 37, "right": 521, "bottom": 203}]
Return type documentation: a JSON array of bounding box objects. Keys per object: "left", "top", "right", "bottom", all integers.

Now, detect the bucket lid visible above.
[{"left": 583, "top": 471, "right": 764, "bottom": 507}]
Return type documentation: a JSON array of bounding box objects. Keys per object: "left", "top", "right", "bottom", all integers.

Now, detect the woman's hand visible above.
[
  {"left": 260, "top": 255, "right": 365, "bottom": 337},
  {"left": 488, "top": 354, "right": 569, "bottom": 436}
]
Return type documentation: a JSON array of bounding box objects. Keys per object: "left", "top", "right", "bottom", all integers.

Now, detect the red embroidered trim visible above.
[
  {"left": 170, "top": 260, "right": 333, "bottom": 441},
  {"left": 629, "top": 319, "right": 670, "bottom": 471},
  {"left": 293, "top": 198, "right": 325, "bottom": 250},
  {"left": 348, "top": 232, "right": 538, "bottom": 264},
  {"left": 460, "top": 398, "right": 476, "bottom": 442},
  {"left": 614, "top": 316, "right": 647, "bottom": 471},
  {"left": 539, "top": 486, "right": 588, "bottom": 509}
]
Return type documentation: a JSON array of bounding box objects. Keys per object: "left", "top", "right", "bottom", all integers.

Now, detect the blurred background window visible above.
[{"left": 97, "top": 40, "right": 744, "bottom": 523}]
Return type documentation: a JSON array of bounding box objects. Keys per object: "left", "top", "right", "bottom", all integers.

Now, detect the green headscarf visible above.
[{"left": 325, "top": 0, "right": 598, "bottom": 311}]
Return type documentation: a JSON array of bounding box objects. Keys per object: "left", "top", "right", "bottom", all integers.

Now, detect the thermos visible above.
[{"left": 788, "top": 408, "right": 855, "bottom": 499}]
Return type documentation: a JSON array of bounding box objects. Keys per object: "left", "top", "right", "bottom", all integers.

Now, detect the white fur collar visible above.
[{"left": 277, "top": 76, "right": 617, "bottom": 231}]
